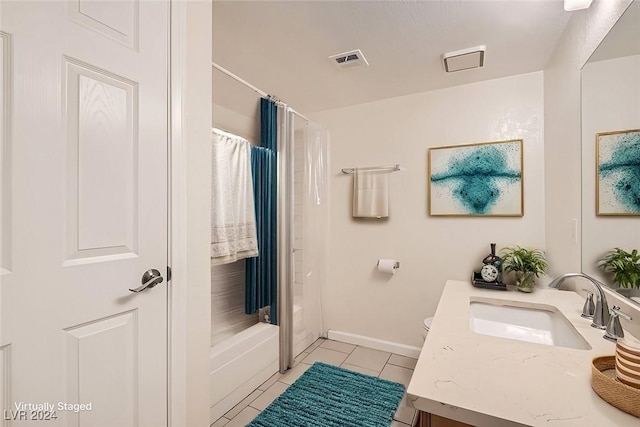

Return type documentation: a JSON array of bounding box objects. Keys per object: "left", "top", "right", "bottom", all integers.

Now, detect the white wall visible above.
[
  {"left": 543, "top": 0, "right": 631, "bottom": 278},
  {"left": 170, "top": 1, "right": 212, "bottom": 426},
  {"left": 581, "top": 54, "right": 640, "bottom": 281},
  {"left": 213, "top": 103, "right": 259, "bottom": 143},
  {"left": 312, "top": 72, "right": 545, "bottom": 347}
]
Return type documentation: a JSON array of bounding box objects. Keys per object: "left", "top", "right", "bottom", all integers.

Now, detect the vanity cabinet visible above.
[{"left": 415, "top": 411, "right": 473, "bottom": 427}]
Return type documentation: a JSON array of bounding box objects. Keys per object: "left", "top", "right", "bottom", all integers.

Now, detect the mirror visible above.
[{"left": 581, "top": 0, "right": 640, "bottom": 304}]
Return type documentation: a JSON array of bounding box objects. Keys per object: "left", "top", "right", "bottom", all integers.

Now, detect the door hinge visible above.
[{"left": 166, "top": 266, "right": 172, "bottom": 282}]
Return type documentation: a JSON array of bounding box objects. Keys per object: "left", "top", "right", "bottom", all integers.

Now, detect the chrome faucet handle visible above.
[
  {"left": 581, "top": 291, "right": 595, "bottom": 319},
  {"left": 603, "top": 306, "right": 632, "bottom": 342},
  {"left": 613, "top": 306, "right": 633, "bottom": 321}
]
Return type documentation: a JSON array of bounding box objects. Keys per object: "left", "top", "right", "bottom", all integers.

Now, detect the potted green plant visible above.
[
  {"left": 500, "top": 246, "right": 548, "bottom": 293},
  {"left": 598, "top": 248, "right": 640, "bottom": 289}
]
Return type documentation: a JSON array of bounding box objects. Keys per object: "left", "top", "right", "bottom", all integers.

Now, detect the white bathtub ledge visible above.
[{"left": 209, "top": 323, "right": 279, "bottom": 423}]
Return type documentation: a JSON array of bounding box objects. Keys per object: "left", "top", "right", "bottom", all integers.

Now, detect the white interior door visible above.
[{"left": 0, "top": 1, "right": 169, "bottom": 426}]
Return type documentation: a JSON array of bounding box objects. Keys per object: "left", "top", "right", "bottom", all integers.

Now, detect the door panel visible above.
[
  {"left": 65, "top": 311, "right": 137, "bottom": 427},
  {"left": 65, "top": 58, "right": 138, "bottom": 261},
  {"left": 66, "top": 0, "right": 139, "bottom": 49},
  {"left": 0, "top": 1, "right": 168, "bottom": 426}
]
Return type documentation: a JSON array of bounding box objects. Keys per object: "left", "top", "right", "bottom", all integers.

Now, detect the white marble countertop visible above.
[{"left": 406, "top": 280, "right": 640, "bottom": 427}]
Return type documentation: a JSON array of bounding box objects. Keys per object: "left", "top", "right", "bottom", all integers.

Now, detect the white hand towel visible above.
[
  {"left": 352, "top": 169, "right": 389, "bottom": 218},
  {"left": 211, "top": 129, "right": 259, "bottom": 264}
]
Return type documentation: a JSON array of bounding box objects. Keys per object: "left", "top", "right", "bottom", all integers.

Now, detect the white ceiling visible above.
[
  {"left": 588, "top": 0, "right": 640, "bottom": 63},
  {"left": 212, "top": 1, "right": 574, "bottom": 115}
]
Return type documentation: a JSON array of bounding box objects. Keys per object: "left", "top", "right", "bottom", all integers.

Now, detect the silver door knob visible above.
[{"left": 129, "top": 269, "right": 164, "bottom": 293}]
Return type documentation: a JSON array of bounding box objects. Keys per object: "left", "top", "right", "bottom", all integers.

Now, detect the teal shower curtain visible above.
[{"left": 245, "top": 98, "right": 278, "bottom": 324}]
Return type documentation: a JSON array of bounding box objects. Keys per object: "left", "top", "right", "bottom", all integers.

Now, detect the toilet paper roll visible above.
[{"left": 377, "top": 259, "right": 398, "bottom": 274}]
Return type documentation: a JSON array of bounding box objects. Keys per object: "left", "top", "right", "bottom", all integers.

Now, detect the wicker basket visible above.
[{"left": 591, "top": 356, "right": 640, "bottom": 418}]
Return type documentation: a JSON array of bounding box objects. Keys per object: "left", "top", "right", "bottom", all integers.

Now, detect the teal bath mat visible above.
[{"left": 247, "top": 362, "right": 405, "bottom": 427}]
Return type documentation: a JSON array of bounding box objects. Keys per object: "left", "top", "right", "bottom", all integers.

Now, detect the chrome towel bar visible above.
[{"left": 341, "top": 164, "right": 401, "bottom": 174}]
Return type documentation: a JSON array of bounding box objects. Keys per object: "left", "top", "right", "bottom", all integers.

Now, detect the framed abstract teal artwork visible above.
[
  {"left": 428, "top": 139, "right": 523, "bottom": 216},
  {"left": 596, "top": 129, "right": 640, "bottom": 216}
]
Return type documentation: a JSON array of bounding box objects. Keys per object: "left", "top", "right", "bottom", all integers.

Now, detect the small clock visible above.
[
  {"left": 472, "top": 243, "right": 506, "bottom": 290},
  {"left": 480, "top": 264, "right": 499, "bottom": 282}
]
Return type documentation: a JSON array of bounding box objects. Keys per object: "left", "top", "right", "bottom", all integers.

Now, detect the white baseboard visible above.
[{"left": 327, "top": 330, "right": 421, "bottom": 359}]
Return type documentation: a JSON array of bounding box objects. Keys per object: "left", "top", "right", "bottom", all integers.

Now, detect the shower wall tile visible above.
[{"left": 211, "top": 259, "right": 258, "bottom": 347}]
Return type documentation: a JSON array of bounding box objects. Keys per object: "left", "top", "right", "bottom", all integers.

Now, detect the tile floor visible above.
[{"left": 210, "top": 338, "right": 418, "bottom": 427}]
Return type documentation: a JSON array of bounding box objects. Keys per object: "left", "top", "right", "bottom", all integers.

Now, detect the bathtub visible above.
[{"left": 209, "top": 322, "right": 279, "bottom": 423}]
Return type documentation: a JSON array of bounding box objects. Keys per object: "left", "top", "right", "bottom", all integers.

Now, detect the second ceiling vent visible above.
[
  {"left": 442, "top": 45, "right": 486, "bottom": 73},
  {"left": 329, "top": 49, "right": 369, "bottom": 69}
]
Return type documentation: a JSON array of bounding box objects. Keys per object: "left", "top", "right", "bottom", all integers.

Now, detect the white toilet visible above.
[{"left": 421, "top": 317, "right": 434, "bottom": 341}]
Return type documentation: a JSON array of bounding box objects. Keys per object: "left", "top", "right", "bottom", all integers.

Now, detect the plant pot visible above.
[{"left": 515, "top": 271, "right": 536, "bottom": 293}]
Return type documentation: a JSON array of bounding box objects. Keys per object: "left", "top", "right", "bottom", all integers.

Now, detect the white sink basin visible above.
[{"left": 469, "top": 298, "right": 591, "bottom": 350}]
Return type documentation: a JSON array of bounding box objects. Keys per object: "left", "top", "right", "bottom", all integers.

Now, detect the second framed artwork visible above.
[
  {"left": 596, "top": 128, "right": 640, "bottom": 216},
  {"left": 428, "top": 139, "right": 524, "bottom": 216}
]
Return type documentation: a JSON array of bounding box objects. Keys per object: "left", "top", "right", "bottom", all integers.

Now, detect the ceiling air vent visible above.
[
  {"left": 329, "top": 49, "right": 369, "bottom": 69},
  {"left": 442, "top": 45, "right": 486, "bottom": 73}
]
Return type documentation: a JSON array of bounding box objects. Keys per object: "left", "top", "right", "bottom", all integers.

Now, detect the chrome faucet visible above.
[{"left": 548, "top": 273, "right": 610, "bottom": 329}]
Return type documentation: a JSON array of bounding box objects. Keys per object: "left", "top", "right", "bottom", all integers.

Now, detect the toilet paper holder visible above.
[{"left": 377, "top": 260, "right": 400, "bottom": 269}]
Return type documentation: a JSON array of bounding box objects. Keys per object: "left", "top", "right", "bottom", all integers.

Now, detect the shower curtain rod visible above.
[{"left": 212, "top": 61, "right": 311, "bottom": 123}]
